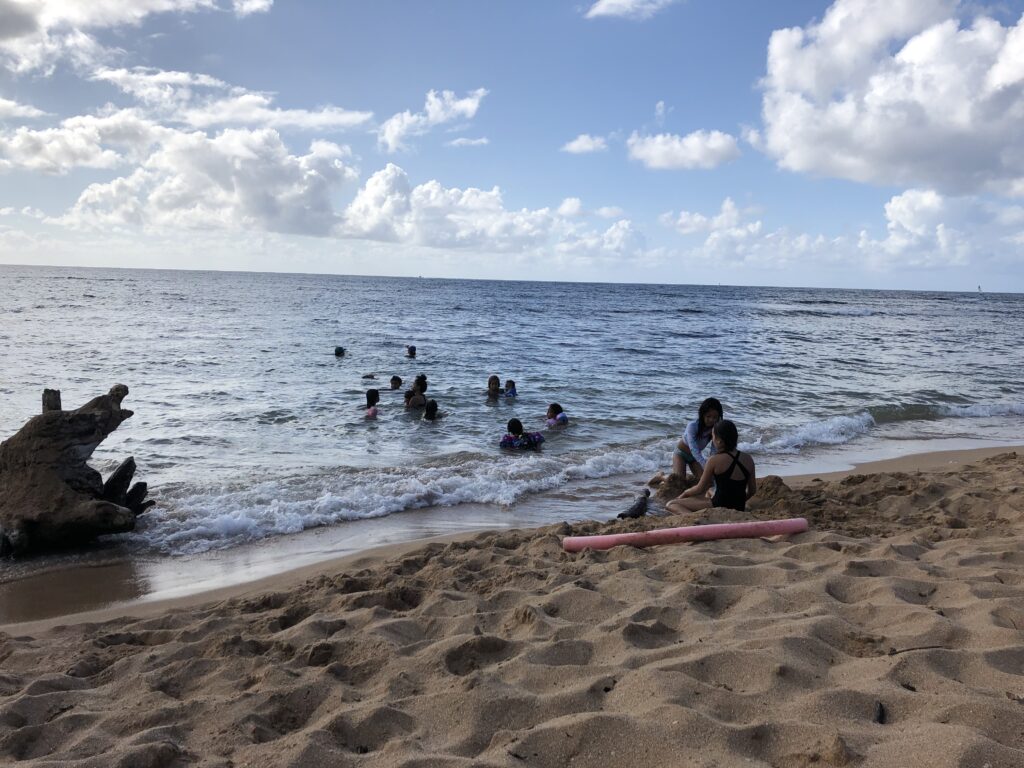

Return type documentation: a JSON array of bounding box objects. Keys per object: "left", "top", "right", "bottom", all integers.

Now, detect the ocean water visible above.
[{"left": 1, "top": 265, "right": 1022, "bottom": 555}]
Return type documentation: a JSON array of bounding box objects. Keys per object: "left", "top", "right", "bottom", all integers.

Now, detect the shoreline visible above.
[{"left": 2, "top": 442, "right": 1020, "bottom": 632}]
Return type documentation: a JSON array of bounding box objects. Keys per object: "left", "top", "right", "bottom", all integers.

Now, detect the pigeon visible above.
[{"left": 617, "top": 488, "right": 650, "bottom": 519}]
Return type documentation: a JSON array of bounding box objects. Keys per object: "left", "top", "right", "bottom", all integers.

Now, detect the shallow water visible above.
[{"left": 1, "top": 265, "right": 1022, "bottom": 555}]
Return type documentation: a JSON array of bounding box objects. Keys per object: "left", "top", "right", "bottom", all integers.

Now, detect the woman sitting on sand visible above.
[{"left": 666, "top": 419, "right": 756, "bottom": 513}]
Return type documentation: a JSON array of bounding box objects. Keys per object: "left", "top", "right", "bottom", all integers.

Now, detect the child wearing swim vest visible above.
[
  {"left": 666, "top": 419, "right": 757, "bottom": 514},
  {"left": 500, "top": 418, "right": 544, "bottom": 450},
  {"left": 545, "top": 403, "right": 568, "bottom": 426},
  {"left": 504, "top": 379, "right": 517, "bottom": 398}
]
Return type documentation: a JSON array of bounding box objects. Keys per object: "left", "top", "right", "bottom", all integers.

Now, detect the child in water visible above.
[
  {"left": 365, "top": 389, "right": 380, "bottom": 419},
  {"left": 390, "top": 375, "right": 403, "bottom": 390},
  {"left": 486, "top": 375, "right": 502, "bottom": 399},
  {"left": 423, "top": 399, "right": 441, "bottom": 421},
  {"left": 500, "top": 418, "right": 544, "bottom": 450},
  {"left": 504, "top": 379, "right": 517, "bottom": 398},
  {"left": 666, "top": 419, "right": 756, "bottom": 513},
  {"left": 545, "top": 403, "right": 568, "bottom": 426}
]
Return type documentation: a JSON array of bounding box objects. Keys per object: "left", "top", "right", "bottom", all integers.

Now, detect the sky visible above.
[{"left": 1, "top": 0, "right": 1023, "bottom": 290}]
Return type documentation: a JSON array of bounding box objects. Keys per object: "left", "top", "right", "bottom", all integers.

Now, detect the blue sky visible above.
[{"left": 1, "top": 0, "right": 1023, "bottom": 290}]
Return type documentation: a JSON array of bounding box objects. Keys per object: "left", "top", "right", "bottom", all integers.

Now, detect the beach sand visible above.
[{"left": 2, "top": 448, "right": 1024, "bottom": 766}]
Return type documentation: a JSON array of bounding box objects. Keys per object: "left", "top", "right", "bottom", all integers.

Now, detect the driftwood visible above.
[{"left": 0, "top": 384, "right": 154, "bottom": 555}]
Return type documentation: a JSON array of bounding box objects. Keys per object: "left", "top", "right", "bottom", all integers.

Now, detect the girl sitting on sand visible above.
[
  {"left": 672, "top": 397, "right": 722, "bottom": 485},
  {"left": 545, "top": 403, "right": 568, "bottom": 426},
  {"left": 500, "top": 418, "right": 544, "bottom": 450},
  {"left": 666, "top": 419, "right": 756, "bottom": 513}
]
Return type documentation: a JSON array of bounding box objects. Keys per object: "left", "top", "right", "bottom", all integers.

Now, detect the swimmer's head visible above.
[
  {"left": 507, "top": 418, "right": 524, "bottom": 436},
  {"left": 505, "top": 379, "right": 516, "bottom": 391},
  {"left": 406, "top": 345, "right": 416, "bottom": 358},
  {"left": 424, "top": 399, "right": 438, "bottom": 420},
  {"left": 487, "top": 375, "right": 500, "bottom": 389},
  {"left": 699, "top": 397, "right": 723, "bottom": 428},
  {"left": 712, "top": 419, "right": 739, "bottom": 451},
  {"left": 414, "top": 374, "right": 427, "bottom": 393},
  {"left": 366, "top": 389, "right": 380, "bottom": 407},
  {"left": 390, "top": 375, "right": 402, "bottom": 390},
  {"left": 547, "top": 403, "right": 563, "bottom": 419}
]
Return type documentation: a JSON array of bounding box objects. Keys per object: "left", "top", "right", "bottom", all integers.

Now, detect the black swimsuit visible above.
[{"left": 712, "top": 451, "right": 751, "bottom": 511}]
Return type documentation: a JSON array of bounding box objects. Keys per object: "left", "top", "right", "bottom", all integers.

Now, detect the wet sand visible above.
[
  {"left": 1, "top": 448, "right": 1024, "bottom": 766},
  {"left": 1, "top": 444, "right": 1020, "bottom": 629}
]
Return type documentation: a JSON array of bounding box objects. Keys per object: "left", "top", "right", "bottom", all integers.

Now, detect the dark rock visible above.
[
  {"left": 0, "top": 385, "right": 154, "bottom": 555},
  {"left": 617, "top": 488, "right": 650, "bottom": 519}
]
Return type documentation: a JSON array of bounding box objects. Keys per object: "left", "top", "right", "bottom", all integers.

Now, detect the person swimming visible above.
[
  {"left": 500, "top": 418, "right": 544, "bottom": 450},
  {"left": 365, "top": 388, "right": 380, "bottom": 419},
  {"left": 390, "top": 375, "right": 403, "bottom": 390},
  {"left": 405, "top": 379, "right": 426, "bottom": 409},
  {"left": 504, "top": 379, "right": 517, "bottom": 398},
  {"left": 415, "top": 373, "right": 428, "bottom": 393},
  {"left": 486, "top": 375, "right": 502, "bottom": 399},
  {"left": 406, "top": 345, "right": 417, "bottom": 358},
  {"left": 545, "top": 403, "right": 568, "bottom": 426},
  {"left": 666, "top": 419, "right": 756, "bottom": 514},
  {"left": 423, "top": 399, "right": 441, "bottom": 421}
]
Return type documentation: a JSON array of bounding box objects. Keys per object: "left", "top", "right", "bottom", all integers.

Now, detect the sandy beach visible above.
[{"left": 2, "top": 447, "right": 1024, "bottom": 766}]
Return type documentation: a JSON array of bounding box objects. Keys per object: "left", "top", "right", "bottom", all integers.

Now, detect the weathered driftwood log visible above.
[{"left": 0, "top": 385, "right": 154, "bottom": 556}]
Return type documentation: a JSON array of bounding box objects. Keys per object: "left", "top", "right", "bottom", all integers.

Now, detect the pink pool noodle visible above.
[{"left": 561, "top": 517, "right": 809, "bottom": 553}]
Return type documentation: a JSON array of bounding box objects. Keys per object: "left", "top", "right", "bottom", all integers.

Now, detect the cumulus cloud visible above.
[
  {"left": 761, "top": 0, "right": 1024, "bottom": 195},
  {"left": 660, "top": 197, "right": 744, "bottom": 234},
  {"left": 584, "top": 0, "right": 679, "bottom": 21},
  {"left": 0, "top": 1, "right": 271, "bottom": 73},
  {"left": 341, "top": 163, "right": 552, "bottom": 251},
  {"left": 446, "top": 137, "right": 489, "bottom": 147},
  {"left": 0, "top": 96, "right": 48, "bottom": 118},
  {"left": 627, "top": 129, "right": 740, "bottom": 169},
  {"left": 0, "top": 109, "right": 165, "bottom": 173},
  {"left": 557, "top": 197, "right": 583, "bottom": 217},
  {"left": 595, "top": 205, "right": 624, "bottom": 218},
  {"left": 377, "top": 88, "right": 488, "bottom": 153},
  {"left": 56, "top": 128, "right": 356, "bottom": 236},
  {"left": 561, "top": 133, "right": 607, "bottom": 154},
  {"left": 93, "top": 67, "right": 373, "bottom": 131}
]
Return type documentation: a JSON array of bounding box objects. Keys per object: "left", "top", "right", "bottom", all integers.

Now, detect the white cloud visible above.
[
  {"left": 595, "top": 205, "right": 624, "bottom": 218},
  {"left": 93, "top": 67, "right": 373, "bottom": 131},
  {"left": 561, "top": 133, "right": 607, "bottom": 154},
  {"left": 661, "top": 197, "right": 743, "bottom": 234},
  {"left": 0, "top": 109, "right": 165, "bottom": 173},
  {"left": 627, "top": 129, "right": 740, "bottom": 170},
  {"left": 446, "top": 137, "right": 489, "bottom": 147},
  {"left": 761, "top": 0, "right": 1024, "bottom": 195},
  {"left": 584, "top": 0, "right": 679, "bottom": 21},
  {"left": 341, "top": 163, "right": 552, "bottom": 251},
  {"left": 0, "top": 1, "right": 270, "bottom": 73},
  {"left": 0, "top": 96, "right": 48, "bottom": 118},
  {"left": 56, "top": 129, "right": 357, "bottom": 236},
  {"left": 233, "top": 0, "right": 272, "bottom": 15},
  {"left": 377, "top": 88, "right": 488, "bottom": 153},
  {"left": 557, "top": 197, "right": 583, "bottom": 217}
]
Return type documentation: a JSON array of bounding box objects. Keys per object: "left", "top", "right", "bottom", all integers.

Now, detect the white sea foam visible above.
[{"left": 741, "top": 412, "right": 876, "bottom": 455}]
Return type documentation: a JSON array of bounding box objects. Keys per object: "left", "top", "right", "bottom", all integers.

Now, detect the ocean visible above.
[{"left": 2, "top": 264, "right": 1022, "bottom": 557}]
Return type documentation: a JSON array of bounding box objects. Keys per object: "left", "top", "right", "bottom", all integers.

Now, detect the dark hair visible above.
[
  {"left": 366, "top": 389, "right": 379, "bottom": 407},
  {"left": 713, "top": 419, "right": 739, "bottom": 451},
  {"left": 390, "top": 375, "right": 402, "bottom": 389},
  {"left": 507, "top": 418, "right": 524, "bottom": 436},
  {"left": 406, "top": 345, "right": 416, "bottom": 357},
  {"left": 488, "top": 375, "right": 500, "bottom": 386},
  {"left": 505, "top": 379, "right": 515, "bottom": 388},
  {"left": 424, "top": 399, "right": 438, "bottom": 420},
  {"left": 699, "top": 397, "right": 723, "bottom": 422},
  {"left": 547, "top": 403, "right": 563, "bottom": 416},
  {"left": 404, "top": 389, "right": 414, "bottom": 404},
  {"left": 414, "top": 374, "right": 427, "bottom": 393}
]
